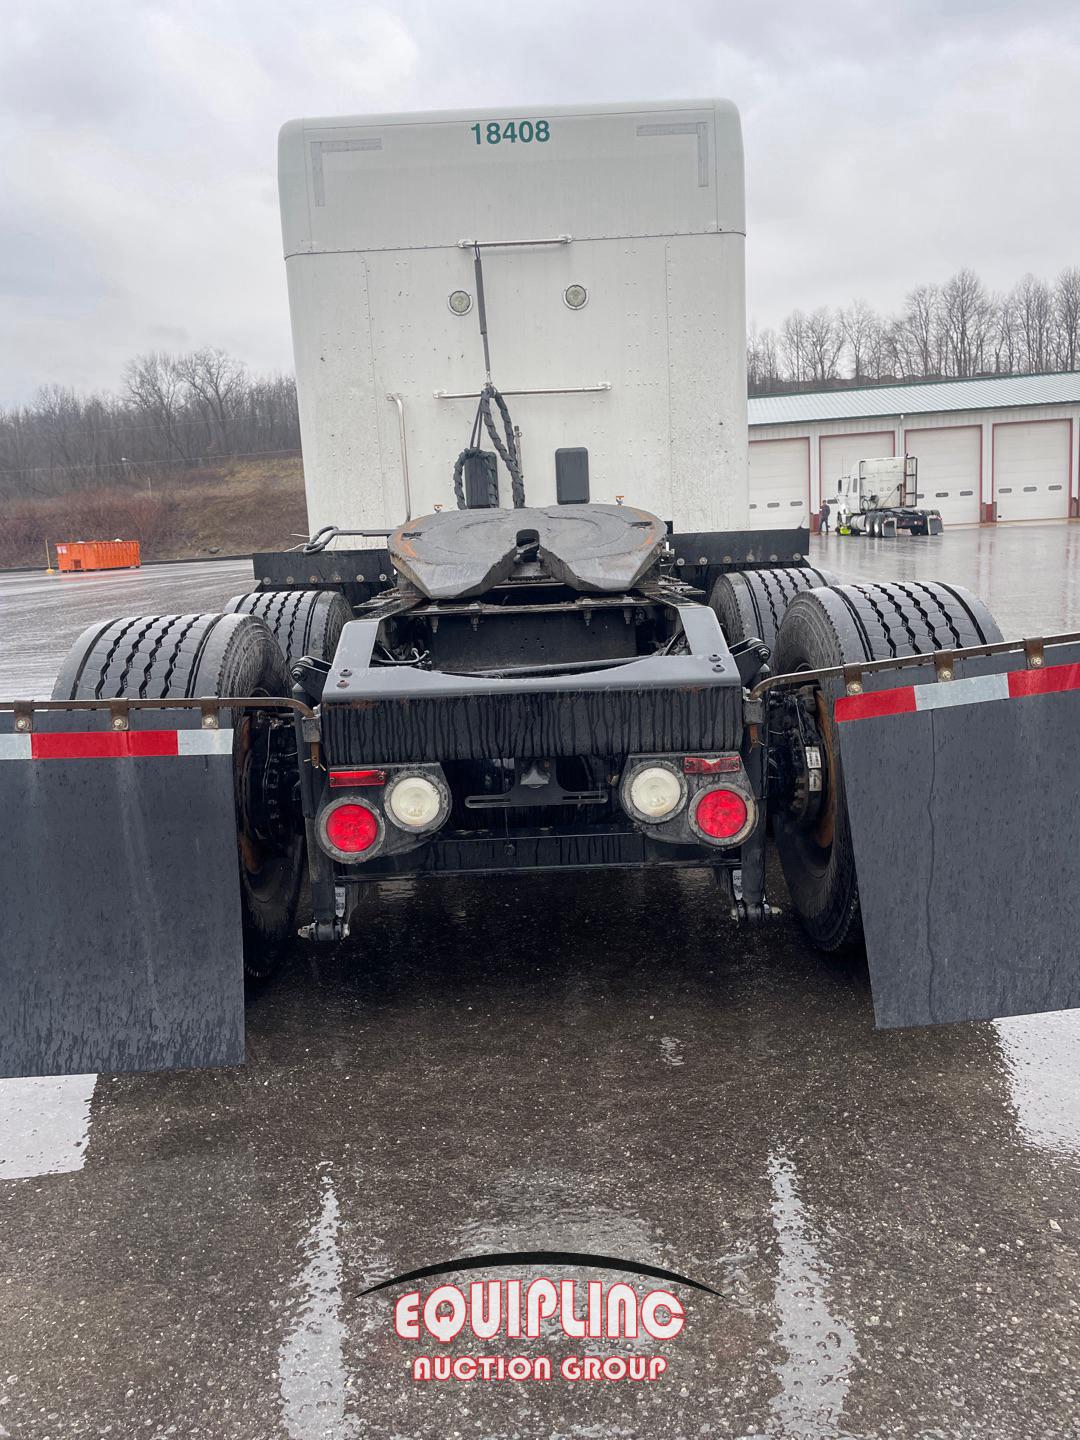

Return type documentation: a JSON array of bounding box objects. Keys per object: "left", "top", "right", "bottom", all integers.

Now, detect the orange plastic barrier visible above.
[{"left": 55, "top": 541, "right": 141, "bottom": 572}]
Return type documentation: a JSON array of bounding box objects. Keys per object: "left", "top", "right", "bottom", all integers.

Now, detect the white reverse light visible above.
[
  {"left": 387, "top": 774, "right": 444, "bottom": 830},
  {"left": 627, "top": 766, "right": 684, "bottom": 821}
]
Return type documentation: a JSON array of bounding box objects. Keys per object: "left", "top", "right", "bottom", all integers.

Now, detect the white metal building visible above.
[{"left": 748, "top": 373, "right": 1080, "bottom": 530}]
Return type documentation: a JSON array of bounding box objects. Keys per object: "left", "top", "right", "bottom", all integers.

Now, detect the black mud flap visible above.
[
  {"left": 836, "top": 647, "right": 1080, "bottom": 1028},
  {"left": 0, "top": 716, "right": 245, "bottom": 1076}
]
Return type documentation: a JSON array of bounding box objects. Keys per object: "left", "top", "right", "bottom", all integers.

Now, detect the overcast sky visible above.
[{"left": 2, "top": 0, "right": 1078, "bottom": 404}]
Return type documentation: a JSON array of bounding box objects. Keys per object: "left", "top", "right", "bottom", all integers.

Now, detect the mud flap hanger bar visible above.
[
  {"left": 749, "top": 630, "right": 1065, "bottom": 702},
  {"left": 1, "top": 696, "right": 322, "bottom": 758}
]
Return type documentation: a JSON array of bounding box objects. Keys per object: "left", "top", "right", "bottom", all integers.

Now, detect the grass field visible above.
[{"left": 0, "top": 456, "right": 308, "bottom": 568}]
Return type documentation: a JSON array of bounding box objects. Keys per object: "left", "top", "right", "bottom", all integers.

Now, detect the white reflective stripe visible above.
[
  {"left": 913, "top": 673, "right": 1010, "bottom": 711},
  {"left": 177, "top": 728, "right": 234, "bottom": 756},
  {"left": 0, "top": 734, "right": 32, "bottom": 759}
]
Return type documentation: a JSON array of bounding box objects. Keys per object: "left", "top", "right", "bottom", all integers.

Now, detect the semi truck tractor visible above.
[
  {"left": 3, "top": 99, "right": 1079, "bottom": 1078},
  {"left": 833, "top": 455, "right": 943, "bottom": 537}
]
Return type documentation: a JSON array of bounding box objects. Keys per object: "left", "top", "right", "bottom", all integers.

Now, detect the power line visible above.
[
  {"left": 0, "top": 407, "right": 298, "bottom": 441},
  {"left": 0, "top": 448, "right": 302, "bottom": 478}
]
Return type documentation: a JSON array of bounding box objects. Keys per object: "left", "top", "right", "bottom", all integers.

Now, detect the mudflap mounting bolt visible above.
[
  {"left": 202, "top": 713, "right": 219, "bottom": 729},
  {"left": 111, "top": 715, "right": 127, "bottom": 731},
  {"left": 846, "top": 681, "right": 863, "bottom": 696},
  {"left": 939, "top": 668, "right": 953, "bottom": 682},
  {"left": 15, "top": 716, "right": 30, "bottom": 732}
]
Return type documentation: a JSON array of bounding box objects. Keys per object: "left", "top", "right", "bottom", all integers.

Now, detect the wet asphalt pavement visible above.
[{"left": 2, "top": 530, "right": 1080, "bottom": 1439}]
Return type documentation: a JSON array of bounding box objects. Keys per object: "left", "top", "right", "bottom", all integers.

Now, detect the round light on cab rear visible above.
[
  {"left": 387, "top": 774, "right": 443, "bottom": 830},
  {"left": 563, "top": 283, "right": 588, "bottom": 311},
  {"left": 628, "top": 765, "right": 684, "bottom": 821},
  {"left": 448, "top": 289, "right": 473, "bottom": 315}
]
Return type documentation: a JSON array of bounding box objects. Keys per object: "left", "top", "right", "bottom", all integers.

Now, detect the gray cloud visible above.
[{"left": 1, "top": 0, "right": 1078, "bottom": 402}]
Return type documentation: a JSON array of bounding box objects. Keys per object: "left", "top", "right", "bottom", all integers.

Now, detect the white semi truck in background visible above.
[
  {"left": 832, "top": 455, "right": 944, "bottom": 537},
  {"left": 3, "top": 99, "right": 1079, "bottom": 1082}
]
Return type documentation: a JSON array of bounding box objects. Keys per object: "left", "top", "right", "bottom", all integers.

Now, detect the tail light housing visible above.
[
  {"left": 317, "top": 764, "right": 450, "bottom": 862},
  {"left": 621, "top": 753, "right": 756, "bottom": 849}
]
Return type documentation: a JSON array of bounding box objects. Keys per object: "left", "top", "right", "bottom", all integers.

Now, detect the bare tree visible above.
[
  {"left": 780, "top": 310, "right": 810, "bottom": 383},
  {"left": 939, "top": 269, "right": 993, "bottom": 377},
  {"left": 890, "top": 284, "right": 942, "bottom": 378},
  {"left": 839, "top": 300, "right": 879, "bottom": 383},
  {"left": 1010, "top": 274, "right": 1055, "bottom": 374},
  {"left": 176, "top": 348, "right": 246, "bottom": 451},
  {"left": 803, "top": 307, "right": 844, "bottom": 383},
  {"left": 125, "top": 353, "right": 191, "bottom": 461},
  {"left": 1054, "top": 267, "right": 1080, "bottom": 371},
  {"left": 747, "top": 324, "right": 781, "bottom": 393},
  {"left": 988, "top": 289, "right": 1018, "bottom": 375}
]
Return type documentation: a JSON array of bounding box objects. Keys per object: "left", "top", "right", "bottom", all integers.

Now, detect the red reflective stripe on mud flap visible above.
[
  {"left": 834, "top": 688, "right": 917, "bottom": 723},
  {"left": 30, "top": 730, "right": 181, "bottom": 760},
  {"left": 1008, "top": 662, "right": 1080, "bottom": 698},
  {"left": 836, "top": 659, "right": 1080, "bottom": 723}
]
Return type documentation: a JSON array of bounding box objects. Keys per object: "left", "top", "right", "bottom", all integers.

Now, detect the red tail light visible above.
[
  {"left": 692, "top": 787, "right": 749, "bottom": 842},
  {"left": 323, "top": 802, "right": 379, "bottom": 855}
]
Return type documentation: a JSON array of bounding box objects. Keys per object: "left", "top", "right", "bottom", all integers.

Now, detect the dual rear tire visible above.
[
  {"left": 51, "top": 590, "right": 351, "bottom": 977},
  {"left": 713, "top": 567, "right": 1003, "bottom": 954},
  {"left": 709, "top": 565, "right": 836, "bottom": 659},
  {"left": 226, "top": 588, "right": 351, "bottom": 676},
  {"left": 771, "top": 580, "right": 1002, "bottom": 950}
]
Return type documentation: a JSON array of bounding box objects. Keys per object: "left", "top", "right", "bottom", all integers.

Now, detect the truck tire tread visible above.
[
  {"left": 772, "top": 580, "right": 1002, "bottom": 952},
  {"left": 51, "top": 613, "right": 303, "bottom": 978},
  {"left": 709, "top": 565, "right": 837, "bottom": 657},
  {"left": 226, "top": 589, "right": 352, "bottom": 670}
]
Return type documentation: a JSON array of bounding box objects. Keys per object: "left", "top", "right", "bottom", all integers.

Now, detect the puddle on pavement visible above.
[
  {"left": 764, "top": 1152, "right": 859, "bottom": 1440},
  {"left": 279, "top": 1170, "right": 359, "bottom": 1440},
  {"left": 995, "top": 1010, "right": 1080, "bottom": 1159},
  {"left": 0, "top": 1074, "right": 96, "bottom": 1180},
  {"left": 658, "top": 1035, "right": 685, "bottom": 1066}
]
